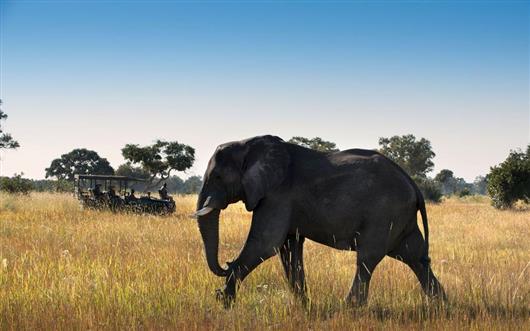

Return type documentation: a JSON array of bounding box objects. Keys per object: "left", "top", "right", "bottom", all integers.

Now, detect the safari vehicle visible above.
[{"left": 74, "top": 174, "right": 176, "bottom": 214}]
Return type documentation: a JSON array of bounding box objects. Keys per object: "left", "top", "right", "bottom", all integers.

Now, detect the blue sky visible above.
[{"left": 0, "top": 0, "right": 528, "bottom": 181}]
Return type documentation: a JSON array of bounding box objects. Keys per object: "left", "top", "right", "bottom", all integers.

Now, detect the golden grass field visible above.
[{"left": 1, "top": 193, "right": 528, "bottom": 330}]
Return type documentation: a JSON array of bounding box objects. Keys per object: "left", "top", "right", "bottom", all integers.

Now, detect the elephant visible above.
[{"left": 194, "top": 135, "right": 446, "bottom": 308}]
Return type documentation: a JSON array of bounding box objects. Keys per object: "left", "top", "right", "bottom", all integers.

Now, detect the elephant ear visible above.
[{"left": 241, "top": 135, "right": 290, "bottom": 211}]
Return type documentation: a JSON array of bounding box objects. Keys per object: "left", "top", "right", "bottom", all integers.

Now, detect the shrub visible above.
[
  {"left": 0, "top": 174, "right": 34, "bottom": 194},
  {"left": 32, "top": 179, "right": 73, "bottom": 192},
  {"left": 487, "top": 146, "right": 530, "bottom": 209}
]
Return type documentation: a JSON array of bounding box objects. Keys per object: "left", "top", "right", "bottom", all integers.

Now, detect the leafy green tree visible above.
[
  {"left": 487, "top": 145, "right": 530, "bottom": 209},
  {"left": 434, "top": 169, "right": 454, "bottom": 184},
  {"left": 378, "top": 134, "right": 435, "bottom": 178},
  {"left": 434, "top": 169, "right": 456, "bottom": 195},
  {"left": 45, "top": 149, "right": 114, "bottom": 181},
  {"left": 121, "top": 140, "right": 195, "bottom": 185},
  {"left": 288, "top": 136, "right": 339, "bottom": 152},
  {"left": 0, "top": 100, "right": 19, "bottom": 149}
]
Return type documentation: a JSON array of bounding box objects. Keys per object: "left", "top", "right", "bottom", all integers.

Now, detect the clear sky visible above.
[{"left": 0, "top": 0, "right": 528, "bottom": 182}]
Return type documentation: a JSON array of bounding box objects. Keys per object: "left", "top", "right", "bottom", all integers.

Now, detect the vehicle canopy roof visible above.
[{"left": 74, "top": 174, "right": 144, "bottom": 182}]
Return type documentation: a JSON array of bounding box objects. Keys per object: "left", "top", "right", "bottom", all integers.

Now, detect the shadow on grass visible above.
[{"left": 304, "top": 300, "right": 530, "bottom": 322}]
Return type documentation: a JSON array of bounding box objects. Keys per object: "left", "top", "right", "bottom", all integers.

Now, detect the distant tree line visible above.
[
  {"left": 2, "top": 116, "right": 528, "bottom": 209},
  {"left": 0, "top": 172, "right": 201, "bottom": 195},
  {"left": 2, "top": 136, "right": 202, "bottom": 195},
  {"left": 41, "top": 142, "right": 202, "bottom": 195},
  {"left": 0, "top": 175, "right": 72, "bottom": 195}
]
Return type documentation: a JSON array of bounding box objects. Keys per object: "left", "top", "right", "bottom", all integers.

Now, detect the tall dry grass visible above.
[{"left": 0, "top": 193, "right": 528, "bottom": 330}]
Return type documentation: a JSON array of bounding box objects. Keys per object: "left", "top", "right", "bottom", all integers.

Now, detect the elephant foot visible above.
[{"left": 216, "top": 288, "right": 235, "bottom": 309}]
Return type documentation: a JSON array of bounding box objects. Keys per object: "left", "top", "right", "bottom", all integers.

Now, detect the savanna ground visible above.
[{"left": 0, "top": 193, "right": 528, "bottom": 330}]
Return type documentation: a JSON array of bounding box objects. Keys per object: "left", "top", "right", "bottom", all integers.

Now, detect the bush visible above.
[
  {"left": 413, "top": 175, "right": 442, "bottom": 203},
  {"left": 54, "top": 180, "right": 74, "bottom": 192},
  {"left": 487, "top": 146, "right": 530, "bottom": 209},
  {"left": 32, "top": 179, "right": 73, "bottom": 192},
  {"left": 0, "top": 174, "right": 34, "bottom": 194}
]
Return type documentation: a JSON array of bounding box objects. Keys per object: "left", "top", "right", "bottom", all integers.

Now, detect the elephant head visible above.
[{"left": 194, "top": 135, "right": 290, "bottom": 277}]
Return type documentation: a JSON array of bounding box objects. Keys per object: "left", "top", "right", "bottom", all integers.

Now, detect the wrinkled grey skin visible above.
[{"left": 196, "top": 135, "right": 446, "bottom": 308}]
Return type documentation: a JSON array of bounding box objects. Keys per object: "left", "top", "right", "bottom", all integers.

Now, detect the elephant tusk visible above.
[{"left": 191, "top": 206, "right": 214, "bottom": 218}]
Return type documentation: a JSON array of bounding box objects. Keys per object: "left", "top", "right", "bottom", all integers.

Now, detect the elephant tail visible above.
[{"left": 416, "top": 190, "right": 431, "bottom": 267}]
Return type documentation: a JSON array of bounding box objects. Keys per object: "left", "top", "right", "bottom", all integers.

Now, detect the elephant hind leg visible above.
[
  {"left": 346, "top": 226, "right": 387, "bottom": 306},
  {"left": 279, "top": 234, "right": 308, "bottom": 305},
  {"left": 346, "top": 251, "right": 385, "bottom": 306},
  {"left": 387, "top": 228, "right": 447, "bottom": 301}
]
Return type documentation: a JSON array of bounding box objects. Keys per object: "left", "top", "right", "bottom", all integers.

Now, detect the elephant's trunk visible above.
[{"left": 197, "top": 209, "right": 229, "bottom": 277}]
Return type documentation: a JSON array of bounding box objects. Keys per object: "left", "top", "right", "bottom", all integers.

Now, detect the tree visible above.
[
  {"left": 121, "top": 140, "right": 195, "bottom": 185},
  {"left": 378, "top": 134, "right": 435, "bottom": 178},
  {"left": 45, "top": 148, "right": 114, "bottom": 181},
  {"left": 0, "top": 99, "right": 20, "bottom": 149},
  {"left": 288, "top": 136, "right": 339, "bottom": 152},
  {"left": 487, "top": 145, "right": 530, "bottom": 209},
  {"left": 472, "top": 176, "right": 487, "bottom": 195},
  {"left": 434, "top": 169, "right": 473, "bottom": 196},
  {"left": 434, "top": 169, "right": 456, "bottom": 195},
  {"left": 434, "top": 169, "right": 454, "bottom": 184}
]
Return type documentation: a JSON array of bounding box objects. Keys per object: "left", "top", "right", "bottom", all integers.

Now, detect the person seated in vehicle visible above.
[
  {"left": 159, "top": 183, "right": 170, "bottom": 200},
  {"left": 126, "top": 189, "right": 138, "bottom": 202},
  {"left": 107, "top": 186, "right": 125, "bottom": 207},
  {"left": 108, "top": 186, "right": 117, "bottom": 198},
  {"left": 93, "top": 184, "right": 103, "bottom": 198}
]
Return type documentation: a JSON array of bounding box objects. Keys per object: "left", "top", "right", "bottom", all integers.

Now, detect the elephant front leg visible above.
[
  {"left": 279, "top": 233, "right": 308, "bottom": 305},
  {"left": 216, "top": 202, "right": 291, "bottom": 308},
  {"left": 216, "top": 240, "right": 281, "bottom": 308}
]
